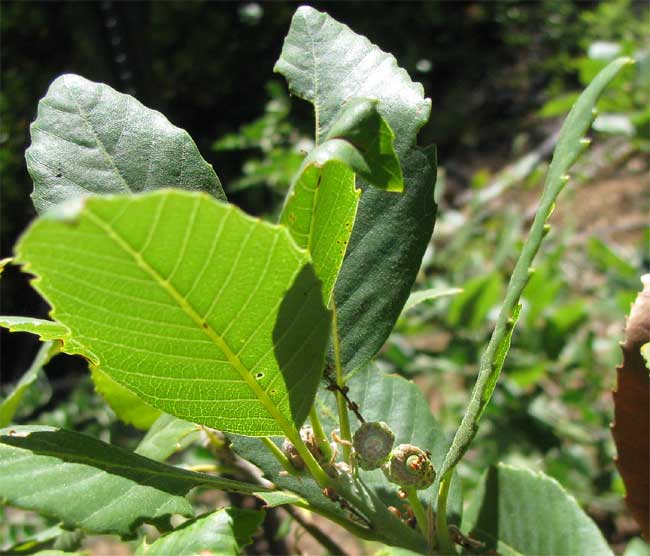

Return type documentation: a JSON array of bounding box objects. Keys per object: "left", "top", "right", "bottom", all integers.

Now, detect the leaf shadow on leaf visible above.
[
  {"left": 468, "top": 465, "right": 500, "bottom": 550},
  {"left": 272, "top": 263, "right": 330, "bottom": 427}
]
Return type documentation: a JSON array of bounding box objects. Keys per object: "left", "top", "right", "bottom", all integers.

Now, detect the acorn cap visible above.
[
  {"left": 352, "top": 421, "right": 395, "bottom": 470},
  {"left": 383, "top": 443, "right": 435, "bottom": 490}
]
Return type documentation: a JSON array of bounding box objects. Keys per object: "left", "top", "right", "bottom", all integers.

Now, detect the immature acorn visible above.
[
  {"left": 352, "top": 421, "right": 395, "bottom": 470},
  {"left": 282, "top": 426, "right": 325, "bottom": 470},
  {"left": 383, "top": 443, "right": 436, "bottom": 490}
]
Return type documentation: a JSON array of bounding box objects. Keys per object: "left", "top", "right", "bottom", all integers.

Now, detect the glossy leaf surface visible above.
[
  {"left": 15, "top": 191, "right": 331, "bottom": 436},
  {"left": 27, "top": 74, "right": 225, "bottom": 213}
]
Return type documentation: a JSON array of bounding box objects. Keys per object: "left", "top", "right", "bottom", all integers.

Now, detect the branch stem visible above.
[
  {"left": 435, "top": 474, "right": 456, "bottom": 554},
  {"left": 406, "top": 488, "right": 430, "bottom": 545},
  {"left": 261, "top": 437, "right": 298, "bottom": 477},
  {"left": 331, "top": 304, "right": 352, "bottom": 463}
]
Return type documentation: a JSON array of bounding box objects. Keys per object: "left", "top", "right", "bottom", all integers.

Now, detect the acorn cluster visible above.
[
  {"left": 282, "top": 421, "right": 435, "bottom": 491},
  {"left": 351, "top": 421, "right": 435, "bottom": 490}
]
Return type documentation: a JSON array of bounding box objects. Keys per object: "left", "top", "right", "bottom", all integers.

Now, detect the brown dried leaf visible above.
[{"left": 612, "top": 274, "right": 650, "bottom": 540}]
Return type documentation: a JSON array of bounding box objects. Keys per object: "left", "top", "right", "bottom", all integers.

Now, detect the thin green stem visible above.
[
  {"left": 261, "top": 437, "right": 298, "bottom": 477},
  {"left": 331, "top": 304, "right": 352, "bottom": 463},
  {"left": 284, "top": 427, "right": 333, "bottom": 488},
  {"left": 406, "top": 489, "right": 430, "bottom": 547},
  {"left": 435, "top": 474, "right": 456, "bottom": 555},
  {"left": 309, "top": 406, "right": 333, "bottom": 461}
]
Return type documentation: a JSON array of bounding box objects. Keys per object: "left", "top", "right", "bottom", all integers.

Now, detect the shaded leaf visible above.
[
  {"left": 462, "top": 463, "right": 612, "bottom": 556},
  {"left": 613, "top": 274, "right": 650, "bottom": 540},
  {"left": 136, "top": 508, "right": 264, "bottom": 556},
  {"left": 27, "top": 74, "right": 225, "bottom": 213},
  {"left": 276, "top": 6, "right": 437, "bottom": 374},
  {"left": 0, "top": 426, "right": 265, "bottom": 537},
  {"left": 280, "top": 161, "right": 359, "bottom": 305},
  {"left": 90, "top": 366, "right": 161, "bottom": 430},
  {"left": 14, "top": 191, "right": 331, "bottom": 436},
  {"left": 311, "top": 98, "right": 403, "bottom": 192},
  {"left": 0, "top": 342, "right": 58, "bottom": 427},
  {"left": 135, "top": 414, "right": 201, "bottom": 462},
  {"left": 401, "top": 287, "right": 463, "bottom": 314},
  {"left": 280, "top": 96, "right": 404, "bottom": 305}
]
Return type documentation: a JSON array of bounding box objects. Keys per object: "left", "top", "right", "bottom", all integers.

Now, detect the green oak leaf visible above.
[
  {"left": 279, "top": 98, "right": 403, "bottom": 305},
  {"left": 0, "top": 426, "right": 265, "bottom": 537},
  {"left": 0, "top": 315, "right": 69, "bottom": 342},
  {"left": 276, "top": 6, "right": 437, "bottom": 375},
  {"left": 90, "top": 366, "right": 162, "bottom": 430},
  {"left": 135, "top": 508, "right": 264, "bottom": 556},
  {"left": 27, "top": 74, "right": 225, "bottom": 213},
  {"left": 0, "top": 316, "right": 91, "bottom": 359},
  {"left": 401, "top": 286, "right": 463, "bottom": 314},
  {"left": 280, "top": 161, "right": 359, "bottom": 305},
  {"left": 14, "top": 190, "right": 331, "bottom": 436},
  {"left": 0, "top": 342, "right": 59, "bottom": 427},
  {"left": 135, "top": 414, "right": 201, "bottom": 462},
  {"left": 307, "top": 98, "right": 403, "bottom": 192},
  {"left": 462, "top": 463, "right": 613, "bottom": 556}
]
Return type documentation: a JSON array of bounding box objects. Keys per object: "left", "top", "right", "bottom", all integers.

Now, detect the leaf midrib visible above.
[
  {"left": 61, "top": 76, "right": 131, "bottom": 195},
  {"left": 83, "top": 205, "right": 295, "bottom": 437},
  {"left": 1, "top": 439, "right": 265, "bottom": 493}
]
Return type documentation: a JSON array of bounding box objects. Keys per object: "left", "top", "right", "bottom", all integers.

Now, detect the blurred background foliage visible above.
[{"left": 1, "top": 1, "right": 649, "bottom": 553}]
